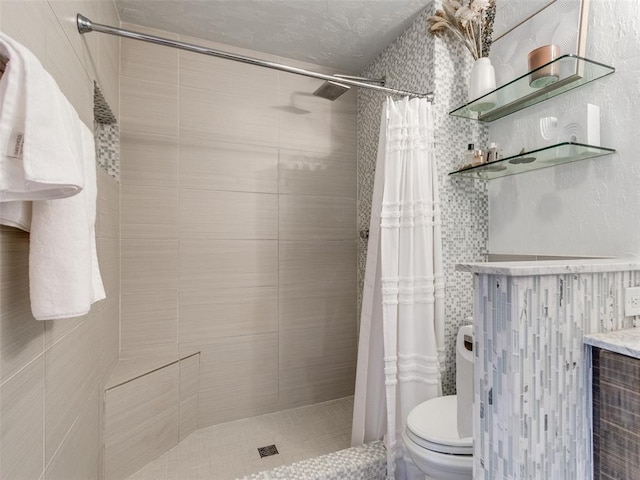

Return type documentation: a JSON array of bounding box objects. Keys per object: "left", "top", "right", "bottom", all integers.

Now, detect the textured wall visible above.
[
  {"left": 474, "top": 268, "right": 640, "bottom": 480},
  {"left": 488, "top": 0, "right": 640, "bottom": 257},
  {"left": 357, "top": 3, "right": 489, "bottom": 394},
  {"left": 118, "top": 25, "right": 358, "bottom": 427},
  {"left": 0, "top": 1, "right": 120, "bottom": 479}
]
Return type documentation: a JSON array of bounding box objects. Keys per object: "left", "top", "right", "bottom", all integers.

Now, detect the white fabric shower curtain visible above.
[{"left": 352, "top": 97, "right": 445, "bottom": 480}]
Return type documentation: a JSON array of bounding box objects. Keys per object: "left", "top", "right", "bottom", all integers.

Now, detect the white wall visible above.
[{"left": 488, "top": 0, "right": 640, "bottom": 257}]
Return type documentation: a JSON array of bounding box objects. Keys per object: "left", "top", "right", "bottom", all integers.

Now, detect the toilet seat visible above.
[
  {"left": 406, "top": 395, "right": 473, "bottom": 455},
  {"left": 403, "top": 430, "right": 473, "bottom": 480}
]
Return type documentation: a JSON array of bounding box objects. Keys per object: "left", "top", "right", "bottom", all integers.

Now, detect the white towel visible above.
[
  {"left": 0, "top": 200, "right": 32, "bottom": 231},
  {"left": 30, "top": 121, "right": 106, "bottom": 320},
  {"left": 0, "top": 32, "right": 83, "bottom": 202},
  {"left": 0, "top": 33, "right": 105, "bottom": 319}
]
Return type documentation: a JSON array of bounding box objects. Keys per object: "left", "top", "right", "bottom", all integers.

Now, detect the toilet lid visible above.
[{"left": 406, "top": 395, "right": 473, "bottom": 455}]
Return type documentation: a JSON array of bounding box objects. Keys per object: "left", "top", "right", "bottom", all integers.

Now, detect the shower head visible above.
[{"left": 313, "top": 81, "right": 350, "bottom": 101}]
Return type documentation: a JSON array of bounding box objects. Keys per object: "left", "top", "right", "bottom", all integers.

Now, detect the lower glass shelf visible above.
[{"left": 448, "top": 142, "right": 616, "bottom": 180}]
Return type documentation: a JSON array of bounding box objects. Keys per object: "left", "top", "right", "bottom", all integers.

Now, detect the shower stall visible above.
[{"left": 71, "top": 15, "right": 433, "bottom": 480}]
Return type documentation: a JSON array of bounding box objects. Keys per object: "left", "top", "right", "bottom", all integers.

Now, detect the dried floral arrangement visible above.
[{"left": 427, "top": 0, "right": 497, "bottom": 60}]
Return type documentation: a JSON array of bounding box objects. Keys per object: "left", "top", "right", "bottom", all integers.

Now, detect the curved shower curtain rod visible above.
[{"left": 76, "top": 14, "right": 434, "bottom": 102}]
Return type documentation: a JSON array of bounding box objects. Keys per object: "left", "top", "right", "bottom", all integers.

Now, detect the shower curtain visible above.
[{"left": 352, "top": 97, "right": 444, "bottom": 480}]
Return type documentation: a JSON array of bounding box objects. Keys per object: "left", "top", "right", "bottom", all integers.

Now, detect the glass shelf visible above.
[
  {"left": 450, "top": 56, "right": 615, "bottom": 122},
  {"left": 448, "top": 142, "right": 615, "bottom": 180}
]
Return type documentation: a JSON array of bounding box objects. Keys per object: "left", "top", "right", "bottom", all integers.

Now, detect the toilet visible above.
[{"left": 402, "top": 325, "right": 474, "bottom": 480}]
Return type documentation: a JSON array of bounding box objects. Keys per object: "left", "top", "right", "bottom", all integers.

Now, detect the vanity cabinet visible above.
[
  {"left": 592, "top": 348, "right": 640, "bottom": 479},
  {"left": 585, "top": 329, "right": 640, "bottom": 479}
]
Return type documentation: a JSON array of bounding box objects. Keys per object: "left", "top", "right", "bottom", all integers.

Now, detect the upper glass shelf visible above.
[
  {"left": 450, "top": 55, "right": 615, "bottom": 122},
  {"left": 448, "top": 142, "right": 616, "bottom": 180}
]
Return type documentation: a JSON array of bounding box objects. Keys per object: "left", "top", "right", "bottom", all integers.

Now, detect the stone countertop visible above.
[
  {"left": 455, "top": 258, "right": 640, "bottom": 277},
  {"left": 584, "top": 328, "right": 640, "bottom": 360}
]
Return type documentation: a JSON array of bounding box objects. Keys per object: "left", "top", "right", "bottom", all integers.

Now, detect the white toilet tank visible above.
[{"left": 456, "top": 324, "right": 474, "bottom": 438}]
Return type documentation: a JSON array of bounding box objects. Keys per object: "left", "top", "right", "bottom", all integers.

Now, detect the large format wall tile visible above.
[
  {"left": 179, "top": 239, "right": 278, "bottom": 289},
  {"left": 179, "top": 286, "right": 278, "bottom": 344},
  {"left": 279, "top": 149, "right": 356, "bottom": 198},
  {"left": 279, "top": 324, "right": 357, "bottom": 373},
  {"left": 279, "top": 281, "right": 356, "bottom": 331},
  {"left": 120, "top": 24, "right": 179, "bottom": 84},
  {"left": 0, "top": 356, "right": 44, "bottom": 480},
  {"left": 120, "top": 132, "right": 179, "bottom": 188},
  {"left": 195, "top": 333, "right": 278, "bottom": 390},
  {"left": 195, "top": 333, "right": 279, "bottom": 426},
  {"left": 278, "top": 109, "right": 356, "bottom": 155},
  {"left": 121, "top": 291, "right": 178, "bottom": 358},
  {"left": 45, "top": 389, "right": 100, "bottom": 480},
  {"left": 121, "top": 239, "right": 179, "bottom": 293},
  {"left": 179, "top": 41, "right": 278, "bottom": 97},
  {"left": 179, "top": 189, "right": 277, "bottom": 239},
  {"left": 45, "top": 320, "right": 98, "bottom": 463},
  {"left": 121, "top": 185, "right": 179, "bottom": 239},
  {"left": 179, "top": 86, "right": 279, "bottom": 147},
  {"left": 179, "top": 136, "right": 278, "bottom": 193},
  {"left": 279, "top": 195, "right": 356, "bottom": 241},
  {"left": 104, "top": 364, "right": 180, "bottom": 480},
  {"left": 121, "top": 76, "right": 178, "bottom": 136},
  {"left": 279, "top": 364, "right": 356, "bottom": 410},
  {"left": 179, "top": 354, "right": 200, "bottom": 441},
  {"left": 96, "top": 169, "right": 121, "bottom": 239},
  {"left": 279, "top": 240, "right": 356, "bottom": 286},
  {"left": 0, "top": 228, "right": 44, "bottom": 385}
]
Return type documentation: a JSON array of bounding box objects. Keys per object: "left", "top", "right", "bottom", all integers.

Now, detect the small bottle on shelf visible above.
[
  {"left": 464, "top": 143, "right": 475, "bottom": 166},
  {"left": 486, "top": 142, "right": 499, "bottom": 163}
]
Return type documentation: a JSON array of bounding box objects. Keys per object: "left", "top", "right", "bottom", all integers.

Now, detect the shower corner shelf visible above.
[
  {"left": 448, "top": 142, "right": 616, "bottom": 180},
  {"left": 450, "top": 55, "right": 615, "bottom": 122}
]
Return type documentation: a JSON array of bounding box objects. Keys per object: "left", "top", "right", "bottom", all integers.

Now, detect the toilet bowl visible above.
[{"left": 403, "top": 325, "right": 474, "bottom": 480}]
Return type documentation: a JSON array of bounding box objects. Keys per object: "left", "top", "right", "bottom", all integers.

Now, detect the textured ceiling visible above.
[{"left": 116, "top": 0, "right": 432, "bottom": 73}]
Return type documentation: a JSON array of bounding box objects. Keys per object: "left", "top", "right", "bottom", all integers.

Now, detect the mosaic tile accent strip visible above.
[
  {"left": 95, "top": 122, "right": 120, "bottom": 181},
  {"left": 237, "top": 440, "right": 386, "bottom": 480},
  {"left": 357, "top": 4, "right": 488, "bottom": 395},
  {"left": 592, "top": 347, "right": 640, "bottom": 480},
  {"left": 94, "top": 83, "right": 120, "bottom": 182},
  {"left": 473, "top": 269, "right": 640, "bottom": 480}
]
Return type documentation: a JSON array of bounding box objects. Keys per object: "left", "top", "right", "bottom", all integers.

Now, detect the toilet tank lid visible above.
[{"left": 406, "top": 395, "right": 473, "bottom": 449}]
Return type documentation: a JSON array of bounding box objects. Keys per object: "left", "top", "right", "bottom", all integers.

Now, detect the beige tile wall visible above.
[
  {"left": 119, "top": 25, "right": 358, "bottom": 426},
  {"left": 0, "top": 1, "right": 120, "bottom": 479}
]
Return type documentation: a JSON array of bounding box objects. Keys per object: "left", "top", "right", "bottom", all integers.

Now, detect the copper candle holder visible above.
[{"left": 528, "top": 44, "right": 561, "bottom": 88}]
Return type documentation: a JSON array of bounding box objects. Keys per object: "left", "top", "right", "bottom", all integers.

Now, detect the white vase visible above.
[{"left": 468, "top": 57, "right": 497, "bottom": 112}]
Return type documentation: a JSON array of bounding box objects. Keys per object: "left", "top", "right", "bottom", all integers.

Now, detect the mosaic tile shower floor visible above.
[{"left": 126, "top": 396, "right": 355, "bottom": 480}]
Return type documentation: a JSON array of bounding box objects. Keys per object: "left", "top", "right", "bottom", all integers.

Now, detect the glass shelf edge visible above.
[
  {"left": 448, "top": 142, "right": 616, "bottom": 180},
  {"left": 449, "top": 55, "right": 615, "bottom": 122}
]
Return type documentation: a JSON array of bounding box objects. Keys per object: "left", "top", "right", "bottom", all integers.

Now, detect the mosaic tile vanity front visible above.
[{"left": 459, "top": 260, "right": 640, "bottom": 480}]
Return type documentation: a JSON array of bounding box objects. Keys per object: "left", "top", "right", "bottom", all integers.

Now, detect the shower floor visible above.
[{"left": 126, "top": 396, "right": 354, "bottom": 480}]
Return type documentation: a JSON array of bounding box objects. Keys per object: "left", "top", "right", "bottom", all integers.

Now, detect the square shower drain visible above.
[{"left": 257, "top": 444, "right": 279, "bottom": 458}]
